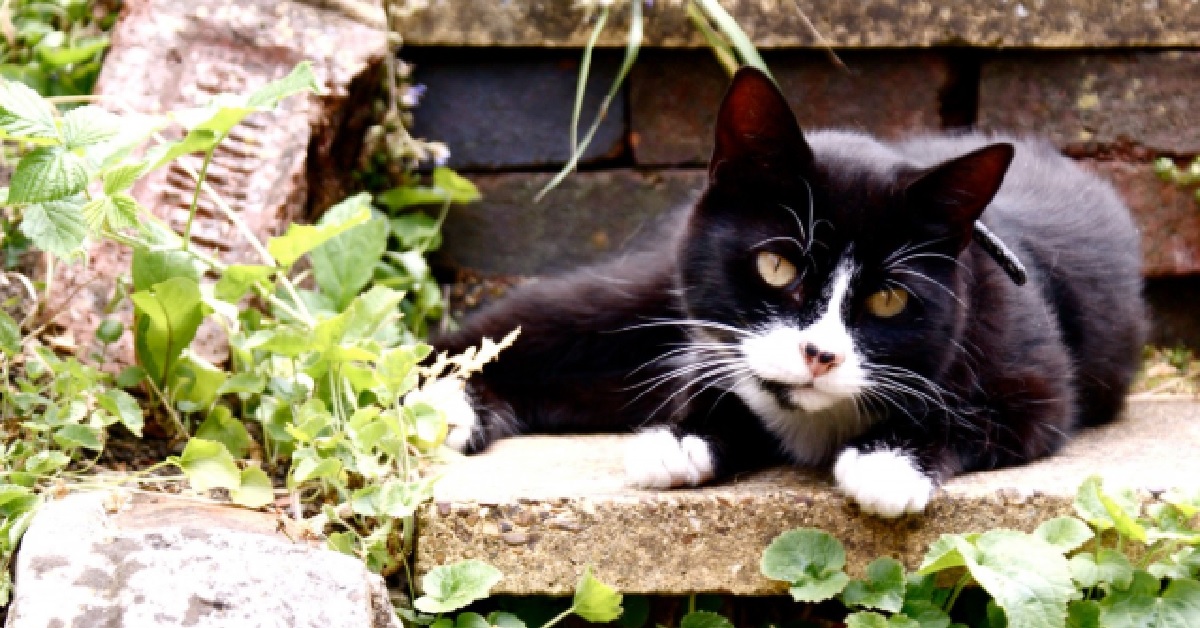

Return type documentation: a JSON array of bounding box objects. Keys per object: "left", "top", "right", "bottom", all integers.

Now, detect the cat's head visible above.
[{"left": 680, "top": 67, "right": 1012, "bottom": 448}]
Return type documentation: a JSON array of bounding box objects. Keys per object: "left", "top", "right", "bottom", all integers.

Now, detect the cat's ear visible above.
[
  {"left": 709, "top": 67, "right": 813, "bottom": 182},
  {"left": 904, "top": 143, "right": 1014, "bottom": 251}
]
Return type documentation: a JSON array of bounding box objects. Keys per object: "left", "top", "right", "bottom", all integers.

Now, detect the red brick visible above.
[
  {"left": 979, "top": 52, "right": 1200, "bottom": 155},
  {"left": 630, "top": 51, "right": 949, "bottom": 166}
]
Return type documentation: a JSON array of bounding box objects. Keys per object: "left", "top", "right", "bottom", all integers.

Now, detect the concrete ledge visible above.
[
  {"left": 415, "top": 398, "right": 1200, "bottom": 595},
  {"left": 393, "top": 0, "right": 1200, "bottom": 49}
]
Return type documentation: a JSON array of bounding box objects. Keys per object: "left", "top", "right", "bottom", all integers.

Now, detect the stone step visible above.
[{"left": 415, "top": 398, "right": 1200, "bottom": 596}]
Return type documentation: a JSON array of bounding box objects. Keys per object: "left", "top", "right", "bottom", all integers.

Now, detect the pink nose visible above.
[{"left": 803, "top": 343, "right": 843, "bottom": 378}]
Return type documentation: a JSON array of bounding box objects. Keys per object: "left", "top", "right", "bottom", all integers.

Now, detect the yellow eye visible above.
[
  {"left": 866, "top": 288, "right": 909, "bottom": 318},
  {"left": 756, "top": 251, "right": 798, "bottom": 288}
]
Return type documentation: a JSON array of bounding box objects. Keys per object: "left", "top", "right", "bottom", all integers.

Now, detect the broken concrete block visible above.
[{"left": 6, "top": 491, "right": 400, "bottom": 628}]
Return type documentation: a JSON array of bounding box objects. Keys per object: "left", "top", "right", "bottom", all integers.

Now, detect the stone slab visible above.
[
  {"left": 392, "top": 0, "right": 1200, "bottom": 48},
  {"left": 407, "top": 49, "right": 627, "bottom": 169},
  {"left": 979, "top": 51, "right": 1200, "bottom": 155},
  {"left": 6, "top": 491, "right": 400, "bottom": 628},
  {"left": 414, "top": 399, "right": 1200, "bottom": 595},
  {"left": 630, "top": 50, "right": 949, "bottom": 166},
  {"left": 434, "top": 170, "right": 705, "bottom": 277},
  {"left": 50, "top": 0, "right": 386, "bottom": 369}
]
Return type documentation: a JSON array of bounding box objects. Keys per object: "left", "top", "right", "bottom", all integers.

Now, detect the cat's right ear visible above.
[{"left": 709, "top": 67, "right": 813, "bottom": 183}]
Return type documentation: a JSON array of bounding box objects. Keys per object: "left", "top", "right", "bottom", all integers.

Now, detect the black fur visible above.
[{"left": 433, "top": 68, "right": 1145, "bottom": 486}]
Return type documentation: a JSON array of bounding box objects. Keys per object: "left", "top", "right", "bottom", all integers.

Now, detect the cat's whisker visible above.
[
  {"left": 623, "top": 356, "right": 745, "bottom": 395},
  {"left": 777, "top": 203, "right": 806, "bottom": 242},
  {"left": 616, "top": 317, "right": 753, "bottom": 339},
  {"left": 752, "top": 236, "right": 806, "bottom": 253},
  {"left": 890, "top": 268, "right": 966, "bottom": 308},
  {"left": 643, "top": 363, "right": 751, "bottom": 424},
  {"left": 663, "top": 365, "right": 755, "bottom": 422}
]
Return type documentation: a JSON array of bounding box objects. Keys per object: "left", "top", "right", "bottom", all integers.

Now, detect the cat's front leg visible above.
[
  {"left": 831, "top": 444, "right": 938, "bottom": 518},
  {"left": 623, "top": 427, "right": 717, "bottom": 489}
]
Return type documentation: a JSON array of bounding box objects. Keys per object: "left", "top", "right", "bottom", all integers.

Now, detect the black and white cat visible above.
[{"left": 429, "top": 67, "right": 1145, "bottom": 517}]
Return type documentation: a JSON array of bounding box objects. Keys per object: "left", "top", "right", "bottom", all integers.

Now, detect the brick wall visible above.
[{"left": 405, "top": 46, "right": 1200, "bottom": 345}]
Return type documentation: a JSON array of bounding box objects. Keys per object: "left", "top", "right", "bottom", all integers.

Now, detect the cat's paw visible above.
[
  {"left": 409, "top": 378, "right": 478, "bottom": 453},
  {"left": 624, "top": 427, "right": 715, "bottom": 489},
  {"left": 832, "top": 447, "right": 934, "bottom": 518}
]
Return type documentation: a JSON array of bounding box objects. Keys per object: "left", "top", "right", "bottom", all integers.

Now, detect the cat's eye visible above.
[
  {"left": 866, "top": 288, "right": 909, "bottom": 318},
  {"left": 756, "top": 251, "right": 798, "bottom": 288}
]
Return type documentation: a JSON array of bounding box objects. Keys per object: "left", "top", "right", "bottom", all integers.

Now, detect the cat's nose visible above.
[{"left": 803, "top": 343, "right": 843, "bottom": 377}]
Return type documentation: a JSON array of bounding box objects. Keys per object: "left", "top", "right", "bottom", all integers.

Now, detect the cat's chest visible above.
[{"left": 731, "top": 380, "right": 873, "bottom": 464}]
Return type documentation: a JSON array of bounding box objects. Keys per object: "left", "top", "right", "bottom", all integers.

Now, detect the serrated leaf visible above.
[
  {"left": 1100, "top": 571, "right": 1200, "bottom": 628},
  {"left": 175, "top": 438, "right": 240, "bottom": 492},
  {"left": 267, "top": 200, "right": 370, "bottom": 267},
  {"left": 0, "top": 78, "right": 57, "bottom": 139},
  {"left": 0, "top": 310, "right": 19, "bottom": 355},
  {"left": 102, "top": 162, "right": 147, "bottom": 194},
  {"left": 130, "top": 276, "right": 204, "bottom": 386},
  {"left": 572, "top": 567, "right": 623, "bottom": 623},
  {"left": 414, "top": 559, "right": 503, "bottom": 614},
  {"left": 842, "top": 557, "right": 906, "bottom": 613},
  {"left": 96, "top": 389, "right": 143, "bottom": 437},
  {"left": 1069, "top": 549, "right": 1133, "bottom": 589},
  {"left": 680, "top": 611, "right": 735, "bottom": 628},
  {"left": 82, "top": 192, "right": 141, "bottom": 232},
  {"left": 195, "top": 406, "right": 251, "bottom": 458},
  {"left": 310, "top": 193, "right": 388, "bottom": 310},
  {"left": 9, "top": 147, "right": 88, "bottom": 204},
  {"left": 1035, "top": 516, "right": 1094, "bottom": 553},
  {"left": 214, "top": 264, "right": 274, "bottom": 303},
  {"left": 230, "top": 467, "right": 273, "bottom": 508},
  {"left": 20, "top": 198, "right": 87, "bottom": 258},
  {"left": 761, "top": 528, "right": 850, "bottom": 602},
  {"left": 61, "top": 105, "right": 122, "bottom": 149}
]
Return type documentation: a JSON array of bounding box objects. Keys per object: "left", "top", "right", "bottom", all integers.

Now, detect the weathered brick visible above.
[
  {"left": 435, "top": 170, "right": 706, "bottom": 277},
  {"left": 1082, "top": 160, "right": 1200, "bottom": 277},
  {"left": 979, "top": 52, "right": 1200, "bottom": 155},
  {"left": 407, "top": 49, "right": 627, "bottom": 169},
  {"left": 630, "top": 51, "right": 949, "bottom": 166}
]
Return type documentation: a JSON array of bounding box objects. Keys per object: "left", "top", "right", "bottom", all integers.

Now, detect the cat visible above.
[{"left": 428, "top": 67, "right": 1146, "bottom": 517}]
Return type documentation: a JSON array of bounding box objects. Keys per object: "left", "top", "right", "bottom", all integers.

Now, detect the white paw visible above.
[
  {"left": 623, "top": 427, "right": 715, "bottom": 489},
  {"left": 409, "top": 378, "right": 478, "bottom": 452},
  {"left": 833, "top": 447, "right": 934, "bottom": 518}
]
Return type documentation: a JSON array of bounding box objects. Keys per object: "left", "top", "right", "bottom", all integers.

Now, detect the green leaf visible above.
[
  {"left": 486, "top": 612, "right": 527, "bottom": 628},
  {"left": 842, "top": 557, "right": 906, "bottom": 613},
  {"left": 1067, "top": 600, "right": 1101, "bottom": 628},
  {"left": 389, "top": 212, "right": 443, "bottom": 250},
  {"left": 53, "top": 423, "right": 103, "bottom": 451},
  {"left": 132, "top": 248, "right": 200, "bottom": 292},
  {"left": 143, "top": 129, "right": 219, "bottom": 170},
  {"left": 0, "top": 78, "right": 57, "bottom": 139},
  {"left": 1163, "top": 488, "right": 1200, "bottom": 517},
  {"left": 214, "top": 264, "right": 275, "bottom": 303},
  {"left": 375, "top": 186, "right": 448, "bottom": 211},
  {"left": 761, "top": 528, "right": 850, "bottom": 602},
  {"left": 845, "top": 612, "right": 920, "bottom": 628},
  {"left": 414, "top": 559, "right": 503, "bottom": 614},
  {"left": 35, "top": 36, "right": 109, "bottom": 68},
  {"left": 19, "top": 198, "right": 88, "bottom": 258},
  {"left": 95, "top": 318, "right": 124, "bottom": 345},
  {"left": 1074, "top": 476, "right": 1141, "bottom": 536},
  {"left": 9, "top": 147, "right": 88, "bottom": 204},
  {"left": 230, "top": 467, "right": 273, "bottom": 508},
  {"left": 195, "top": 406, "right": 252, "bottom": 458},
  {"left": 82, "top": 193, "right": 141, "bottom": 231},
  {"left": 61, "top": 105, "right": 122, "bottom": 149},
  {"left": 679, "top": 611, "right": 735, "bottom": 628},
  {"left": 245, "top": 61, "right": 321, "bottom": 108},
  {"left": 170, "top": 353, "right": 228, "bottom": 411},
  {"left": 1069, "top": 549, "right": 1133, "bottom": 589},
  {"left": 130, "top": 276, "right": 205, "bottom": 385},
  {"left": 572, "top": 567, "right": 623, "bottom": 623},
  {"left": 1035, "top": 516, "right": 1094, "bottom": 553},
  {"left": 102, "top": 162, "right": 147, "bottom": 194},
  {"left": 23, "top": 450, "right": 70, "bottom": 475},
  {"left": 432, "top": 167, "right": 480, "bottom": 203},
  {"left": 1100, "top": 571, "right": 1200, "bottom": 628},
  {"left": 453, "top": 612, "right": 492, "bottom": 628},
  {"left": 116, "top": 365, "right": 147, "bottom": 388},
  {"left": 310, "top": 194, "right": 388, "bottom": 310},
  {"left": 0, "top": 310, "right": 20, "bottom": 355},
  {"left": 267, "top": 199, "right": 370, "bottom": 267},
  {"left": 174, "top": 438, "right": 240, "bottom": 492},
  {"left": 1100, "top": 492, "right": 1147, "bottom": 543},
  {"left": 96, "top": 389, "right": 143, "bottom": 437},
  {"left": 216, "top": 372, "right": 267, "bottom": 397}
]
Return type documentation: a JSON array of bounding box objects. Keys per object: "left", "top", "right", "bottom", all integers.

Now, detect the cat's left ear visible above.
[
  {"left": 709, "top": 67, "right": 813, "bottom": 183},
  {"left": 904, "top": 143, "right": 1014, "bottom": 252}
]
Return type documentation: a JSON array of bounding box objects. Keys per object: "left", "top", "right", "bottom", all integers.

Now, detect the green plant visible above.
[
  {"left": 761, "top": 475, "right": 1200, "bottom": 628},
  {"left": 0, "top": 0, "right": 115, "bottom": 99},
  {"left": 1155, "top": 157, "right": 1200, "bottom": 203}
]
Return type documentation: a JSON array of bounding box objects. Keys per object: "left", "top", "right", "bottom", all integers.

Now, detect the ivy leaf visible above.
[
  {"left": 9, "top": 147, "right": 88, "bottom": 204},
  {"left": 845, "top": 611, "right": 920, "bottom": 628},
  {"left": 679, "top": 611, "right": 734, "bottom": 628},
  {"left": 0, "top": 78, "right": 57, "bottom": 139},
  {"left": 0, "top": 310, "right": 20, "bottom": 356},
  {"left": 96, "top": 389, "right": 144, "bottom": 437},
  {"left": 413, "top": 559, "right": 503, "bottom": 614},
  {"left": 19, "top": 197, "right": 87, "bottom": 258},
  {"left": 267, "top": 197, "right": 370, "bottom": 267},
  {"left": 1100, "top": 571, "right": 1200, "bottom": 628},
  {"left": 61, "top": 105, "right": 122, "bottom": 149},
  {"left": 130, "top": 276, "right": 205, "bottom": 386},
  {"left": 761, "top": 528, "right": 851, "bottom": 603},
  {"left": 195, "top": 406, "right": 252, "bottom": 458},
  {"left": 174, "top": 438, "right": 240, "bottom": 492},
  {"left": 230, "top": 467, "right": 273, "bottom": 509},
  {"left": 842, "top": 557, "right": 906, "bottom": 613},
  {"left": 1069, "top": 549, "right": 1133, "bottom": 589},
  {"left": 310, "top": 194, "right": 388, "bottom": 310},
  {"left": 1035, "top": 516, "right": 1094, "bottom": 553},
  {"left": 571, "top": 567, "right": 623, "bottom": 623}
]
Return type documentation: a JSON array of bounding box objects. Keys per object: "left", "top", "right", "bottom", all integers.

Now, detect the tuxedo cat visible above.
[{"left": 430, "top": 67, "right": 1145, "bottom": 517}]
